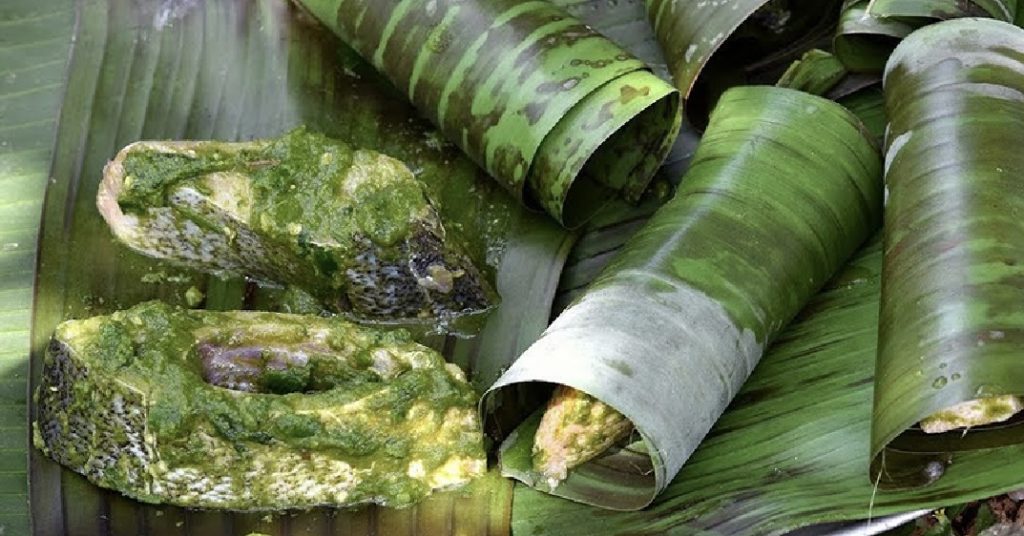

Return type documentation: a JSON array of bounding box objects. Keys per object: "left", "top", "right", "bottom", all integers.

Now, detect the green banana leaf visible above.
[
  {"left": 775, "top": 48, "right": 885, "bottom": 125},
  {"left": 776, "top": 49, "right": 849, "bottom": 96},
  {"left": 552, "top": 0, "right": 674, "bottom": 83},
  {"left": 839, "top": 86, "right": 888, "bottom": 141},
  {"left": 872, "top": 18, "right": 1024, "bottom": 489},
  {"left": 296, "top": 0, "right": 682, "bottom": 227},
  {"left": 773, "top": 49, "right": 887, "bottom": 152},
  {"left": 0, "top": 1, "right": 72, "bottom": 534},
  {"left": 833, "top": 0, "right": 915, "bottom": 73},
  {"left": 509, "top": 235, "right": 1024, "bottom": 535},
  {"left": 485, "top": 85, "right": 883, "bottom": 510},
  {"left": 7, "top": 0, "right": 1024, "bottom": 534},
  {"left": 24, "top": 0, "right": 572, "bottom": 533},
  {"left": 645, "top": 0, "right": 842, "bottom": 125},
  {"left": 833, "top": 0, "right": 1017, "bottom": 73}
]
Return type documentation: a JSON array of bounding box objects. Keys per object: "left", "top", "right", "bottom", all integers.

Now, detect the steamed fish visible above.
[
  {"left": 97, "top": 128, "right": 495, "bottom": 330},
  {"left": 920, "top": 396, "right": 1024, "bottom": 434},
  {"left": 34, "top": 302, "right": 486, "bottom": 509},
  {"left": 532, "top": 386, "right": 633, "bottom": 487}
]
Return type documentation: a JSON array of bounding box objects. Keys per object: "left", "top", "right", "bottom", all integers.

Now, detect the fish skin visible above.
[
  {"left": 34, "top": 302, "right": 486, "bottom": 510},
  {"left": 97, "top": 131, "right": 496, "bottom": 332}
]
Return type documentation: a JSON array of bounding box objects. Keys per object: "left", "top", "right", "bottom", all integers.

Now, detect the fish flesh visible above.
[
  {"left": 97, "top": 128, "right": 496, "bottom": 331},
  {"left": 34, "top": 301, "right": 486, "bottom": 509}
]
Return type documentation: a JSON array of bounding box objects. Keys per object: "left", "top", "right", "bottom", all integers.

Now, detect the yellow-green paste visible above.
[
  {"left": 98, "top": 128, "right": 495, "bottom": 328},
  {"left": 34, "top": 302, "right": 485, "bottom": 509}
]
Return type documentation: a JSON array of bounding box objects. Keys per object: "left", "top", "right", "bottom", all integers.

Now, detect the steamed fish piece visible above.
[
  {"left": 920, "top": 396, "right": 1024, "bottom": 434},
  {"left": 34, "top": 301, "right": 486, "bottom": 509},
  {"left": 532, "top": 385, "right": 633, "bottom": 487},
  {"left": 97, "top": 128, "right": 495, "bottom": 329}
]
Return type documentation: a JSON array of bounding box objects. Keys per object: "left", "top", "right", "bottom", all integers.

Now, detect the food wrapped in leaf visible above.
[
  {"left": 297, "top": 0, "right": 682, "bottom": 226},
  {"left": 871, "top": 18, "right": 1024, "bottom": 487},
  {"left": 484, "top": 86, "right": 882, "bottom": 509},
  {"left": 96, "top": 128, "right": 496, "bottom": 332},
  {"left": 33, "top": 301, "right": 486, "bottom": 509}
]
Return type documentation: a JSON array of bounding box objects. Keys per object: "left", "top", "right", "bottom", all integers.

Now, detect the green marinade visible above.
[
  {"left": 34, "top": 302, "right": 486, "bottom": 509},
  {"left": 99, "top": 128, "right": 496, "bottom": 330}
]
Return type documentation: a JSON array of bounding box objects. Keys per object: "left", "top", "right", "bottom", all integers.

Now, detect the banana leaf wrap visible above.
[
  {"left": 872, "top": 18, "right": 1024, "bottom": 489},
  {"left": 834, "top": 0, "right": 1018, "bottom": 74},
  {"left": 645, "top": 0, "right": 842, "bottom": 125},
  {"left": 483, "top": 86, "right": 882, "bottom": 510},
  {"left": 296, "top": 0, "right": 682, "bottom": 226}
]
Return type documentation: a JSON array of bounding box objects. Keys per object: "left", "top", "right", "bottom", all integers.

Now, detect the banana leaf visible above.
[
  {"left": 872, "top": 18, "right": 1024, "bottom": 489},
  {"left": 776, "top": 49, "right": 849, "bottom": 96},
  {"left": 9, "top": 0, "right": 1024, "bottom": 534},
  {"left": 0, "top": 1, "right": 74, "bottom": 533},
  {"left": 772, "top": 47, "right": 886, "bottom": 150},
  {"left": 484, "top": 85, "right": 883, "bottom": 510},
  {"left": 551, "top": 0, "right": 673, "bottom": 82},
  {"left": 24, "top": 0, "right": 575, "bottom": 533},
  {"left": 296, "top": 0, "right": 682, "bottom": 227},
  {"left": 833, "top": 0, "right": 1017, "bottom": 73},
  {"left": 839, "top": 86, "right": 888, "bottom": 141},
  {"left": 645, "top": 0, "right": 843, "bottom": 125},
  {"left": 509, "top": 235, "right": 1024, "bottom": 535},
  {"left": 775, "top": 48, "right": 885, "bottom": 119}
]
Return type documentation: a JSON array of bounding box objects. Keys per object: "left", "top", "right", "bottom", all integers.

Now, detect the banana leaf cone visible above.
[
  {"left": 510, "top": 237, "right": 1024, "bottom": 534},
  {"left": 296, "top": 0, "right": 683, "bottom": 227},
  {"left": 871, "top": 18, "right": 1024, "bottom": 489},
  {"left": 483, "top": 86, "right": 883, "bottom": 510},
  {"left": 645, "top": 0, "right": 843, "bottom": 125},
  {"left": 833, "top": 0, "right": 1018, "bottom": 74}
]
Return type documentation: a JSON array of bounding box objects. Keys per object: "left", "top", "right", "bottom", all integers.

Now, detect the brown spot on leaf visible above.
[
  {"left": 536, "top": 77, "right": 580, "bottom": 94},
  {"left": 619, "top": 85, "right": 651, "bottom": 104},
  {"left": 523, "top": 101, "right": 546, "bottom": 125}
]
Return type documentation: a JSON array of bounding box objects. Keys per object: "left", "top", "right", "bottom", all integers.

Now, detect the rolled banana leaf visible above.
[
  {"left": 839, "top": 86, "right": 888, "bottom": 141},
  {"left": 551, "top": 0, "right": 674, "bottom": 83},
  {"left": 509, "top": 241, "right": 1024, "bottom": 536},
  {"left": 645, "top": 0, "right": 843, "bottom": 125},
  {"left": 35, "top": 302, "right": 485, "bottom": 509},
  {"left": 483, "top": 85, "right": 883, "bottom": 510},
  {"left": 872, "top": 18, "right": 1024, "bottom": 489},
  {"left": 28, "top": 0, "right": 570, "bottom": 533},
  {"left": 775, "top": 48, "right": 885, "bottom": 110},
  {"left": 776, "top": 49, "right": 849, "bottom": 96},
  {"left": 296, "top": 0, "right": 682, "bottom": 226},
  {"left": 833, "top": 0, "right": 1018, "bottom": 73}
]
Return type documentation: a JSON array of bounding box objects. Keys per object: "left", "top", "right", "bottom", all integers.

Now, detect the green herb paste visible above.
[
  {"left": 34, "top": 301, "right": 486, "bottom": 509},
  {"left": 98, "top": 128, "right": 496, "bottom": 331}
]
